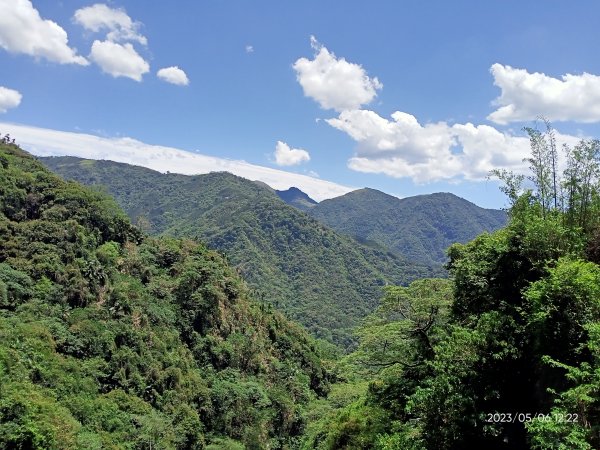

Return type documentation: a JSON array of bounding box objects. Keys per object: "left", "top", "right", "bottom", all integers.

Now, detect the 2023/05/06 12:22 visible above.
[{"left": 485, "top": 412, "right": 579, "bottom": 423}]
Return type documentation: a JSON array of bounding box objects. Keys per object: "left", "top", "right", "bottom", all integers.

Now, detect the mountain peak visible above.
[
  {"left": 309, "top": 190, "right": 507, "bottom": 266},
  {"left": 276, "top": 186, "right": 318, "bottom": 211},
  {"left": 351, "top": 187, "right": 399, "bottom": 200}
]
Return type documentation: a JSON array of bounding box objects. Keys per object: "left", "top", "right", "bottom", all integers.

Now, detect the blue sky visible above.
[{"left": 2, "top": 1, "right": 600, "bottom": 207}]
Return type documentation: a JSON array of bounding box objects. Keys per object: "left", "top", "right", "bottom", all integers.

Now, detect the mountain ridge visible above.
[
  {"left": 40, "top": 156, "right": 437, "bottom": 348},
  {"left": 308, "top": 187, "right": 507, "bottom": 266},
  {"left": 0, "top": 142, "right": 330, "bottom": 448}
]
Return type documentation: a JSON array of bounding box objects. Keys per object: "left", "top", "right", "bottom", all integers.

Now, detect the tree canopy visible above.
[
  {"left": 0, "top": 138, "right": 331, "bottom": 449},
  {"left": 303, "top": 125, "right": 600, "bottom": 449}
]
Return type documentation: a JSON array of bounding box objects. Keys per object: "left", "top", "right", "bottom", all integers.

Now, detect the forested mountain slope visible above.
[
  {"left": 302, "top": 130, "right": 600, "bottom": 449},
  {"left": 40, "top": 156, "right": 437, "bottom": 347},
  {"left": 0, "top": 140, "right": 330, "bottom": 449},
  {"left": 309, "top": 188, "right": 507, "bottom": 265}
]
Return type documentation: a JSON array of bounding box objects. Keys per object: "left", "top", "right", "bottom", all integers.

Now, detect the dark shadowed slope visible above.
[{"left": 276, "top": 187, "right": 318, "bottom": 211}]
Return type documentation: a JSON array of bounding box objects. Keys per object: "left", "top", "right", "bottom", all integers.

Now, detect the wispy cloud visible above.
[
  {"left": 73, "top": 3, "right": 147, "bottom": 45},
  {"left": 0, "top": 122, "right": 354, "bottom": 201}
]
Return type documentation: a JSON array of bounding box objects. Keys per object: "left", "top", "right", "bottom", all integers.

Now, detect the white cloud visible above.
[
  {"left": 488, "top": 63, "right": 600, "bottom": 124},
  {"left": 74, "top": 4, "right": 151, "bottom": 82},
  {"left": 0, "top": 0, "right": 88, "bottom": 65},
  {"left": 328, "top": 109, "right": 580, "bottom": 183},
  {"left": 328, "top": 110, "right": 455, "bottom": 164},
  {"left": 0, "top": 87, "right": 22, "bottom": 113},
  {"left": 157, "top": 66, "right": 189, "bottom": 86},
  {"left": 0, "top": 122, "right": 354, "bottom": 201},
  {"left": 73, "top": 3, "right": 147, "bottom": 45},
  {"left": 293, "top": 36, "right": 382, "bottom": 111},
  {"left": 245, "top": 45, "right": 254, "bottom": 53},
  {"left": 90, "top": 40, "right": 149, "bottom": 81},
  {"left": 273, "top": 141, "right": 311, "bottom": 166}
]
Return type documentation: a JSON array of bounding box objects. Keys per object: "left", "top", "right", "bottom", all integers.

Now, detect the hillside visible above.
[
  {"left": 276, "top": 187, "right": 318, "bottom": 211},
  {"left": 308, "top": 188, "right": 507, "bottom": 265},
  {"left": 302, "top": 130, "right": 600, "bottom": 450},
  {"left": 0, "top": 140, "right": 335, "bottom": 448},
  {"left": 40, "top": 156, "right": 437, "bottom": 348}
]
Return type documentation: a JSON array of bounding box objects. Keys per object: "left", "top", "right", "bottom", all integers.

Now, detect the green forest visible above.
[
  {"left": 307, "top": 189, "right": 507, "bottom": 266},
  {"left": 2, "top": 124, "right": 600, "bottom": 449},
  {"left": 301, "top": 126, "right": 600, "bottom": 449},
  {"left": 40, "top": 156, "right": 441, "bottom": 349},
  {"left": 0, "top": 140, "right": 330, "bottom": 448}
]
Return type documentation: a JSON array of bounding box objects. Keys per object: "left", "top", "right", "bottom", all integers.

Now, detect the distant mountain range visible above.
[
  {"left": 41, "top": 156, "right": 436, "bottom": 348},
  {"left": 273, "top": 185, "right": 507, "bottom": 266},
  {"left": 306, "top": 188, "right": 507, "bottom": 266}
]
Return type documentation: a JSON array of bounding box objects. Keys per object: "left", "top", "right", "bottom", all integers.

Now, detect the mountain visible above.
[
  {"left": 308, "top": 188, "right": 507, "bottom": 266},
  {"left": 40, "top": 156, "right": 438, "bottom": 348},
  {"left": 276, "top": 187, "right": 318, "bottom": 211},
  {"left": 0, "top": 141, "right": 330, "bottom": 448}
]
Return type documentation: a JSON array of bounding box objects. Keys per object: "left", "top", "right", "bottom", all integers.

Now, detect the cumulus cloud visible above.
[
  {"left": 273, "top": 141, "right": 311, "bottom": 166},
  {"left": 328, "top": 109, "right": 580, "bottom": 183},
  {"left": 73, "top": 3, "right": 147, "bottom": 45},
  {"left": 488, "top": 64, "right": 600, "bottom": 124},
  {"left": 293, "top": 36, "right": 382, "bottom": 111},
  {"left": 0, "top": 0, "right": 88, "bottom": 65},
  {"left": 157, "top": 66, "right": 189, "bottom": 86},
  {"left": 0, "top": 87, "right": 22, "bottom": 113},
  {"left": 90, "top": 40, "right": 149, "bottom": 81},
  {"left": 74, "top": 3, "right": 151, "bottom": 81},
  {"left": 328, "top": 110, "right": 454, "bottom": 163},
  {"left": 0, "top": 122, "right": 353, "bottom": 201}
]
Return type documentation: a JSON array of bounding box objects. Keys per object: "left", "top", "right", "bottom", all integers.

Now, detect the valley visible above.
[{"left": 40, "top": 156, "right": 504, "bottom": 347}]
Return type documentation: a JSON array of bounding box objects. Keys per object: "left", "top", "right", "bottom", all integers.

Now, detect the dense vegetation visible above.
[
  {"left": 302, "top": 126, "right": 600, "bottom": 449},
  {"left": 0, "top": 139, "right": 331, "bottom": 449},
  {"left": 41, "top": 157, "right": 437, "bottom": 348},
  {"left": 309, "top": 188, "right": 507, "bottom": 266},
  {"left": 9, "top": 121, "right": 597, "bottom": 448}
]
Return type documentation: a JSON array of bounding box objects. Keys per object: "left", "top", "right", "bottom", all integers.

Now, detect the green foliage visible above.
[
  {"left": 489, "top": 168, "right": 525, "bottom": 207},
  {"left": 525, "top": 260, "right": 600, "bottom": 448},
  {"left": 41, "top": 156, "right": 438, "bottom": 348},
  {"left": 562, "top": 138, "right": 600, "bottom": 231},
  {"left": 352, "top": 278, "right": 452, "bottom": 372},
  {"left": 0, "top": 141, "right": 331, "bottom": 448},
  {"left": 309, "top": 128, "right": 600, "bottom": 449},
  {"left": 10, "top": 123, "right": 600, "bottom": 449},
  {"left": 301, "top": 279, "right": 452, "bottom": 449},
  {"left": 301, "top": 398, "right": 389, "bottom": 450},
  {"left": 0, "top": 262, "right": 33, "bottom": 308}
]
